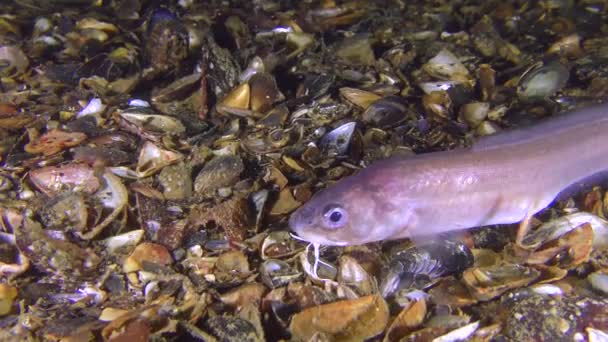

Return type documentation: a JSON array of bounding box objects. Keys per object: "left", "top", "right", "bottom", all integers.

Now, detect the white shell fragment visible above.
[
  {"left": 422, "top": 49, "right": 472, "bottom": 84},
  {"left": 103, "top": 230, "right": 145, "bottom": 254},
  {"left": 77, "top": 98, "right": 106, "bottom": 118},
  {"left": 588, "top": 271, "right": 608, "bottom": 296},
  {"left": 0, "top": 45, "right": 29, "bottom": 76},
  {"left": 136, "top": 141, "right": 183, "bottom": 178},
  {"left": 433, "top": 321, "right": 480, "bottom": 342}
]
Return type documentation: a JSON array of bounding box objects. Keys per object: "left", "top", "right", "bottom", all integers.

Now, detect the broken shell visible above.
[
  {"left": 286, "top": 32, "right": 315, "bottom": 59},
  {"left": 76, "top": 18, "right": 119, "bottom": 34},
  {"left": 334, "top": 34, "right": 376, "bottom": 66},
  {"left": 29, "top": 163, "right": 100, "bottom": 196},
  {"left": 239, "top": 56, "right": 265, "bottom": 83},
  {"left": 384, "top": 299, "right": 427, "bottom": 341},
  {"left": 339, "top": 87, "right": 381, "bottom": 109},
  {"left": 0, "top": 45, "right": 28, "bottom": 76},
  {"left": 547, "top": 34, "right": 583, "bottom": 58},
  {"left": 418, "top": 81, "right": 461, "bottom": 95},
  {"left": 588, "top": 271, "right": 608, "bottom": 295},
  {"left": 249, "top": 72, "right": 285, "bottom": 114},
  {"left": 423, "top": 91, "right": 452, "bottom": 121},
  {"left": 459, "top": 102, "right": 490, "bottom": 128},
  {"left": 269, "top": 188, "right": 301, "bottom": 216},
  {"left": 257, "top": 104, "right": 289, "bottom": 128},
  {"left": 261, "top": 231, "right": 303, "bottom": 260},
  {"left": 476, "top": 120, "right": 501, "bottom": 136},
  {"left": 434, "top": 321, "right": 480, "bottom": 342},
  {"left": 77, "top": 170, "right": 128, "bottom": 240},
  {"left": 479, "top": 64, "right": 496, "bottom": 101},
  {"left": 517, "top": 60, "right": 569, "bottom": 100},
  {"left": 0, "top": 228, "right": 30, "bottom": 277},
  {"left": 428, "top": 276, "right": 477, "bottom": 307},
  {"left": 123, "top": 242, "right": 172, "bottom": 273},
  {"left": 103, "top": 229, "right": 145, "bottom": 254},
  {"left": 25, "top": 129, "right": 87, "bottom": 156},
  {"left": 260, "top": 259, "right": 302, "bottom": 288},
  {"left": 337, "top": 255, "right": 375, "bottom": 296},
  {"left": 220, "top": 282, "right": 267, "bottom": 308},
  {"left": 251, "top": 189, "right": 269, "bottom": 231},
  {"left": 136, "top": 141, "right": 183, "bottom": 178},
  {"left": 289, "top": 295, "right": 389, "bottom": 341},
  {"left": 220, "top": 83, "right": 251, "bottom": 110},
  {"left": 0, "top": 284, "right": 17, "bottom": 316},
  {"left": 422, "top": 49, "right": 473, "bottom": 84}
]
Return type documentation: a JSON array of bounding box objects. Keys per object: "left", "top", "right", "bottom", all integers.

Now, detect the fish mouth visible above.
[
  {"left": 287, "top": 211, "right": 304, "bottom": 234},
  {"left": 289, "top": 229, "right": 349, "bottom": 247}
]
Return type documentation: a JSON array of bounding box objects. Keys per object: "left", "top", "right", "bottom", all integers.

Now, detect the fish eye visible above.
[{"left": 322, "top": 204, "right": 348, "bottom": 229}]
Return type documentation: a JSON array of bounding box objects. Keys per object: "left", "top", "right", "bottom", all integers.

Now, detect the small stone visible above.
[
  {"left": 158, "top": 162, "right": 192, "bottom": 200},
  {"left": 194, "top": 155, "right": 244, "bottom": 196}
]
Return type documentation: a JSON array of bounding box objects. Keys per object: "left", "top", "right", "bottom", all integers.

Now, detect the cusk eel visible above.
[{"left": 288, "top": 103, "right": 608, "bottom": 246}]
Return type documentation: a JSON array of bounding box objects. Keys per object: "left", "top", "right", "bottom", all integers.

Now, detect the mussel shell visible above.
[
  {"left": 319, "top": 121, "right": 356, "bottom": 156},
  {"left": 249, "top": 73, "right": 285, "bottom": 114},
  {"left": 380, "top": 240, "right": 474, "bottom": 298},
  {"left": 361, "top": 96, "right": 409, "bottom": 127}
]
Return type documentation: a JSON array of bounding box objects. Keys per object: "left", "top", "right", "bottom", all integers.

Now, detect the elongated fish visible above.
[{"left": 289, "top": 103, "right": 608, "bottom": 246}]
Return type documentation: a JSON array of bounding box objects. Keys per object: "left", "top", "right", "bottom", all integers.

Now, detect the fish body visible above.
[{"left": 288, "top": 104, "right": 608, "bottom": 246}]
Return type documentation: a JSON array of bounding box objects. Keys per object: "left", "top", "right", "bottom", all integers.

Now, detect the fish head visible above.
[{"left": 288, "top": 167, "right": 415, "bottom": 246}]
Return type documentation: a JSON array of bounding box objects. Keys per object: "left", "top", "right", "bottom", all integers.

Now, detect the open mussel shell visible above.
[
  {"left": 517, "top": 60, "right": 569, "bottom": 100},
  {"left": 113, "top": 108, "right": 186, "bottom": 141},
  {"left": 462, "top": 264, "right": 541, "bottom": 301},
  {"left": 380, "top": 240, "right": 473, "bottom": 298},
  {"left": 519, "top": 212, "right": 608, "bottom": 250}
]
